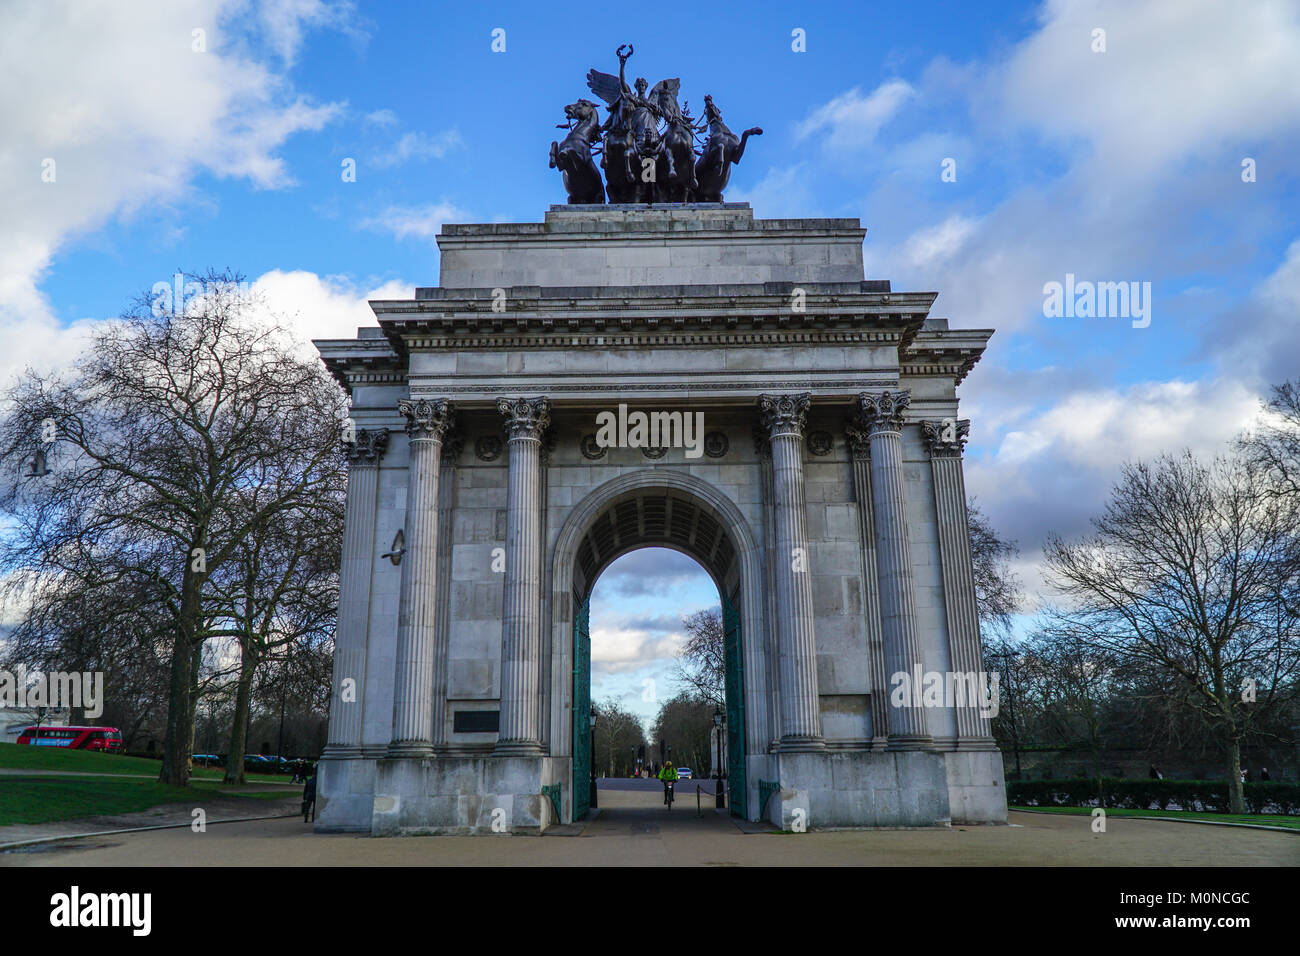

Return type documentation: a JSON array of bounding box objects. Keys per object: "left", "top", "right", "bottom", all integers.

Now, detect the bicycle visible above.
[{"left": 665, "top": 780, "right": 674, "bottom": 810}]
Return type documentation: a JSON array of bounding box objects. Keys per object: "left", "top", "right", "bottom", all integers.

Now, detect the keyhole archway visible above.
[{"left": 549, "top": 470, "right": 770, "bottom": 823}]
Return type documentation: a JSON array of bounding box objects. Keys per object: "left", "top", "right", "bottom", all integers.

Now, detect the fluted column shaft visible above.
[
  {"left": 389, "top": 399, "right": 454, "bottom": 758},
  {"left": 924, "top": 420, "right": 996, "bottom": 748},
  {"left": 431, "top": 436, "right": 462, "bottom": 751},
  {"left": 856, "top": 391, "right": 932, "bottom": 749},
  {"left": 845, "top": 425, "right": 890, "bottom": 750},
  {"left": 496, "top": 397, "right": 549, "bottom": 755},
  {"left": 759, "top": 393, "right": 824, "bottom": 750},
  {"left": 324, "top": 428, "right": 388, "bottom": 759}
]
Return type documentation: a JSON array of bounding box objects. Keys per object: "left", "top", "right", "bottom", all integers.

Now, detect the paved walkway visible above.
[
  {"left": 3, "top": 788, "right": 1295, "bottom": 866},
  {"left": 0, "top": 791, "right": 300, "bottom": 848}
]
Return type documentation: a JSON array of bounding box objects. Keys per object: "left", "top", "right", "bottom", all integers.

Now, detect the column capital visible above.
[
  {"left": 921, "top": 419, "right": 970, "bottom": 458},
  {"left": 497, "top": 396, "right": 551, "bottom": 441},
  {"left": 399, "top": 398, "right": 456, "bottom": 441},
  {"left": 853, "top": 389, "right": 911, "bottom": 436},
  {"left": 757, "top": 392, "right": 811, "bottom": 439},
  {"left": 343, "top": 427, "right": 389, "bottom": 465},
  {"left": 844, "top": 420, "right": 872, "bottom": 460}
]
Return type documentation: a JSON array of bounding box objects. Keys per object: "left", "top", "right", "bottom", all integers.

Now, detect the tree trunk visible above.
[
  {"left": 159, "top": 564, "right": 202, "bottom": 787},
  {"left": 188, "top": 640, "right": 202, "bottom": 776},
  {"left": 224, "top": 644, "right": 257, "bottom": 784},
  {"left": 1228, "top": 739, "right": 1245, "bottom": 814}
]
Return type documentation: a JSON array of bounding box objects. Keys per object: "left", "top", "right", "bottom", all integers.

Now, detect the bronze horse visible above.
[
  {"left": 657, "top": 102, "right": 701, "bottom": 202},
  {"left": 549, "top": 99, "right": 605, "bottom": 204},
  {"left": 694, "top": 94, "right": 762, "bottom": 202}
]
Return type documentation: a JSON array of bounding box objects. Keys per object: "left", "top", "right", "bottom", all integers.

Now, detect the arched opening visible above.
[{"left": 563, "top": 486, "right": 749, "bottom": 820}]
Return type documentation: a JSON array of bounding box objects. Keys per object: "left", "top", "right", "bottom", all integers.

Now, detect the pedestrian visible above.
[
  {"left": 302, "top": 767, "right": 317, "bottom": 823},
  {"left": 1261, "top": 767, "right": 1270, "bottom": 782}
]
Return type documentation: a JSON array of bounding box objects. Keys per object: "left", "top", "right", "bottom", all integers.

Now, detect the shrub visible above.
[{"left": 1005, "top": 778, "right": 1300, "bottom": 815}]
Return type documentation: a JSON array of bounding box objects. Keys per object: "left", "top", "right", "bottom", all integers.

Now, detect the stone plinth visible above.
[
  {"left": 435, "top": 203, "right": 869, "bottom": 289},
  {"left": 370, "top": 755, "right": 562, "bottom": 835}
]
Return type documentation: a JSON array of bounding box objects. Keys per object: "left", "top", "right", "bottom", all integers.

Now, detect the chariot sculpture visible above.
[{"left": 550, "top": 44, "right": 762, "bottom": 204}]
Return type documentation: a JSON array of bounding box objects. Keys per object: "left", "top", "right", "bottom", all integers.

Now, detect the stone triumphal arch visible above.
[{"left": 314, "top": 203, "right": 1007, "bottom": 834}]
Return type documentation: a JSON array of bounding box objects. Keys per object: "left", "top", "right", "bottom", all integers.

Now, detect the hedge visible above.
[{"left": 1006, "top": 778, "right": 1300, "bottom": 815}]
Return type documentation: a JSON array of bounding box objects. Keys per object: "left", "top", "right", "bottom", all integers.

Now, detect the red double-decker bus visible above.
[{"left": 16, "top": 726, "right": 123, "bottom": 752}]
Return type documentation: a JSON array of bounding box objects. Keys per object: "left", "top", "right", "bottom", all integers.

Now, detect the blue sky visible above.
[{"left": 5, "top": 1, "right": 1299, "bottom": 722}]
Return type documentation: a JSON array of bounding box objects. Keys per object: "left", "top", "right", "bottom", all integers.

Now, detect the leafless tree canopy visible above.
[
  {"left": 1042, "top": 449, "right": 1300, "bottom": 811},
  {"left": 0, "top": 270, "right": 348, "bottom": 786},
  {"left": 969, "top": 500, "right": 1021, "bottom": 637},
  {"left": 670, "top": 608, "right": 725, "bottom": 707}
]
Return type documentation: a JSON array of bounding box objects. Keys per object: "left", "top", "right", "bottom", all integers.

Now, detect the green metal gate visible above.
[
  {"left": 723, "top": 594, "right": 747, "bottom": 818},
  {"left": 572, "top": 596, "right": 592, "bottom": 820}
]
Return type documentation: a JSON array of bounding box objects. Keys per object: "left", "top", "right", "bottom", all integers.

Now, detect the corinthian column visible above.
[
  {"left": 853, "top": 390, "right": 932, "bottom": 750},
  {"left": 922, "top": 419, "right": 996, "bottom": 749},
  {"left": 324, "top": 428, "right": 388, "bottom": 760},
  {"left": 844, "top": 422, "right": 890, "bottom": 750},
  {"left": 758, "top": 393, "right": 824, "bottom": 751},
  {"left": 388, "top": 398, "right": 455, "bottom": 758},
  {"left": 495, "top": 397, "right": 550, "bottom": 755}
]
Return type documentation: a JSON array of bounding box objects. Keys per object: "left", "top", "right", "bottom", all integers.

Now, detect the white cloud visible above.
[
  {"left": 902, "top": 215, "right": 978, "bottom": 270},
  {"left": 372, "top": 130, "right": 464, "bottom": 168},
  {"left": 828, "top": 0, "right": 1300, "bottom": 337},
  {"left": 965, "top": 377, "right": 1263, "bottom": 603},
  {"left": 1199, "top": 236, "right": 1300, "bottom": 389},
  {"left": 251, "top": 0, "right": 361, "bottom": 66},
  {"left": 590, "top": 624, "right": 682, "bottom": 673},
  {"left": 993, "top": 0, "right": 1300, "bottom": 182},
  {"left": 250, "top": 270, "right": 412, "bottom": 347},
  {"left": 360, "top": 202, "right": 470, "bottom": 241},
  {"left": 794, "top": 81, "right": 913, "bottom": 154},
  {"left": 363, "top": 108, "right": 398, "bottom": 128},
  {"left": 0, "top": 0, "right": 350, "bottom": 384}
]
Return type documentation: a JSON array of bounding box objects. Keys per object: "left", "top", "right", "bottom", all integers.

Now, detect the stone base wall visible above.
[
  {"left": 766, "top": 750, "right": 1007, "bottom": 829},
  {"left": 368, "top": 755, "right": 563, "bottom": 835},
  {"left": 317, "top": 749, "right": 1007, "bottom": 834},
  {"left": 944, "top": 750, "right": 1009, "bottom": 824},
  {"left": 314, "top": 755, "right": 377, "bottom": 833}
]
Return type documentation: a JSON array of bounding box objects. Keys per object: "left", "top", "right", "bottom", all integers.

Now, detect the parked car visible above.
[{"left": 676, "top": 766, "right": 693, "bottom": 780}]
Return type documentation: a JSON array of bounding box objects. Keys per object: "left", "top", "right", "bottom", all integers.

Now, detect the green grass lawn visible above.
[
  {"left": 0, "top": 742, "right": 294, "bottom": 783},
  {"left": 1011, "top": 805, "right": 1300, "bottom": 831},
  {"left": 0, "top": 775, "right": 293, "bottom": 827}
]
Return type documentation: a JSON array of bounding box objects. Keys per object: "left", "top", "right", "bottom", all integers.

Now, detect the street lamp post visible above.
[{"left": 589, "top": 705, "right": 598, "bottom": 810}]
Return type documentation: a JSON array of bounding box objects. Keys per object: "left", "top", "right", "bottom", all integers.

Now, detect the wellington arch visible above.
[{"left": 312, "top": 202, "right": 1008, "bottom": 833}]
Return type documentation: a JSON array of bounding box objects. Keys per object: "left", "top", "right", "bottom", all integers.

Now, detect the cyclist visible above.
[{"left": 658, "top": 760, "right": 678, "bottom": 806}]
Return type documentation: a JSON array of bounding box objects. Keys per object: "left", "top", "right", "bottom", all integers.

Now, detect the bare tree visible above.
[
  {"left": 0, "top": 271, "right": 349, "bottom": 786},
  {"left": 650, "top": 692, "right": 714, "bottom": 773},
  {"left": 969, "top": 500, "right": 1021, "bottom": 638},
  {"left": 593, "top": 698, "right": 648, "bottom": 777},
  {"left": 1043, "top": 450, "right": 1300, "bottom": 812},
  {"left": 669, "top": 608, "right": 724, "bottom": 706},
  {"left": 1030, "top": 627, "right": 1119, "bottom": 798},
  {"left": 207, "top": 466, "right": 344, "bottom": 782},
  {"left": 1240, "top": 380, "right": 1300, "bottom": 503}
]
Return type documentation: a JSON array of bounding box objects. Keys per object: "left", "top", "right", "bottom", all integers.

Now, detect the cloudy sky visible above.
[{"left": 4, "top": 1, "right": 1298, "bottom": 722}]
